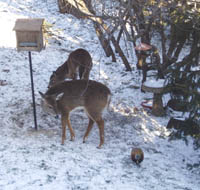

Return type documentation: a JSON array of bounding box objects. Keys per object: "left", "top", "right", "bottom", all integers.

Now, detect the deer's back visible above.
[
  {"left": 53, "top": 48, "right": 92, "bottom": 76},
  {"left": 47, "top": 80, "right": 110, "bottom": 96},
  {"left": 69, "top": 48, "right": 92, "bottom": 65},
  {"left": 47, "top": 80, "right": 111, "bottom": 111}
]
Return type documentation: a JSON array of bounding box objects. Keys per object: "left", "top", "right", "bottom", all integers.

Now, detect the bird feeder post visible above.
[
  {"left": 28, "top": 51, "right": 38, "bottom": 130},
  {"left": 13, "top": 18, "right": 44, "bottom": 130}
]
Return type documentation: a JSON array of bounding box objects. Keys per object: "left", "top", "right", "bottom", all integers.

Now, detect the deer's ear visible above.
[
  {"left": 39, "top": 91, "right": 45, "bottom": 99},
  {"left": 56, "top": 92, "right": 64, "bottom": 101},
  {"left": 50, "top": 71, "right": 56, "bottom": 79}
]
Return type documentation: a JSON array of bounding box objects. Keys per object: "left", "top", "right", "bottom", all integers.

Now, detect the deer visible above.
[
  {"left": 39, "top": 80, "right": 111, "bottom": 148},
  {"left": 48, "top": 48, "right": 93, "bottom": 88}
]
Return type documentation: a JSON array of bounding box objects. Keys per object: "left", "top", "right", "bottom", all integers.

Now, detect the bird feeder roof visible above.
[
  {"left": 13, "top": 18, "right": 44, "bottom": 32},
  {"left": 135, "top": 43, "right": 152, "bottom": 51}
]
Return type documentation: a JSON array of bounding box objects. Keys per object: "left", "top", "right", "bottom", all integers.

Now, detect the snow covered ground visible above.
[{"left": 0, "top": 0, "right": 199, "bottom": 189}]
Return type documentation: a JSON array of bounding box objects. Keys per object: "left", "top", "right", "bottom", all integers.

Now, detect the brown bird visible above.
[{"left": 131, "top": 148, "right": 144, "bottom": 165}]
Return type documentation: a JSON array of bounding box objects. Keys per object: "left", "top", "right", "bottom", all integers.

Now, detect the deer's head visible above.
[
  {"left": 48, "top": 71, "right": 59, "bottom": 88},
  {"left": 39, "top": 91, "right": 59, "bottom": 117}
]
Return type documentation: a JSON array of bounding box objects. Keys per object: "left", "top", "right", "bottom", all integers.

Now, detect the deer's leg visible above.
[
  {"left": 61, "top": 113, "right": 75, "bottom": 144},
  {"left": 85, "top": 107, "right": 105, "bottom": 148},
  {"left": 72, "top": 72, "right": 77, "bottom": 80},
  {"left": 82, "top": 69, "right": 90, "bottom": 80},
  {"left": 96, "top": 117, "right": 105, "bottom": 149},
  {"left": 61, "top": 113, "right": 67, "bottom": 145},
  {"left": 68, "top": 68, "right": 77, "bottom": 80},
  {"left": 79, "top": 66, "right": 84, "bottom": 79},
  {"left": 66, "top": 115, "right": 75, "bottom": 141},
  {"left": 83, "top": 118, "right": 94, "bottom": 143}
]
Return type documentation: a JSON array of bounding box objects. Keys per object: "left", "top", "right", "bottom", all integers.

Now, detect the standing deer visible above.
[
  {"left": 39, "top": 80, "right": 111, "bottom": 148},
  {"left": 48, "top": 48, "right": 93, "bottom": 88}
]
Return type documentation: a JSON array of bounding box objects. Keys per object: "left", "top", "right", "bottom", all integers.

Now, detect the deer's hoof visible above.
[{"left": 97, "top": 144, "right": 103, "bottom": 149}]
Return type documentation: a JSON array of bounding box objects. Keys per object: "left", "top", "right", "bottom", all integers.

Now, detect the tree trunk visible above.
[
  {"left": 111, "top": 36, "right": 132, "bottom": 71},
  {"left": 93, "top": 22, "right": 116, "bottom": 62},
  {"left": 57, "top": 0, "right": 132, "bottom": 70},
  {"left": 57, "top": 0, "right": 86, "bottom": 18}
]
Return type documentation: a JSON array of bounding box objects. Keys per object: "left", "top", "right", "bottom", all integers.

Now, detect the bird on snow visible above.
[{"left": 131, "top": 148, "right": 144, "bottom": 165}]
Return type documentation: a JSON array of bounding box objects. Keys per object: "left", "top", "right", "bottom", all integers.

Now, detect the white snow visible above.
[
  {"left": 143, "top": 79, "right": 166, "bottom": 88},
  {"left": 191, "top": 66, "right": 200, "bottom": 71},
  {"left": 0, "top": 0, "right": 199, "bottom": 190}
]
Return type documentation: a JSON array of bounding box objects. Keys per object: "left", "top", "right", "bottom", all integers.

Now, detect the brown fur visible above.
[
  {"left": 48, "top": 48, "right": 93, "bottom": 88},
  {"left": 40, "top": 80, "right": 111, "bottom": 148}
]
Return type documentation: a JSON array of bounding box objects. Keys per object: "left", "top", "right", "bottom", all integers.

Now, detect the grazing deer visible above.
[
  {"left": 48, "top": 48, "right": 93, "bottom": 88},
  {"left": 39, "top": 80, "right": 111, "bottom": 148}
]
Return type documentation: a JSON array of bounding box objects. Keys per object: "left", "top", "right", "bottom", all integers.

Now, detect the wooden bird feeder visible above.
[
  {"left": 13, "top": 18, "right": 44, "bottom": 52},
  {"left": 13, "top": 18, "right": 45, "bottom": 130}
]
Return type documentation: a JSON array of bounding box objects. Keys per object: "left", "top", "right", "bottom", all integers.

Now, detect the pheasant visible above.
[{"left": 131, "top": 148, "right": 144, "bottom": 164}]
